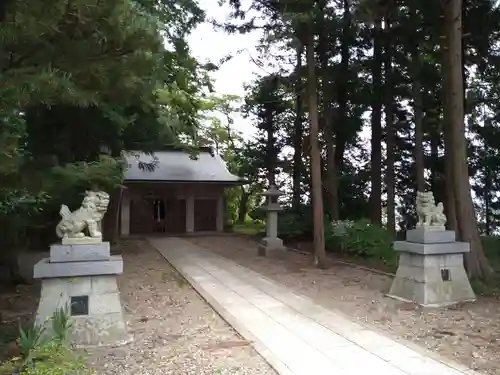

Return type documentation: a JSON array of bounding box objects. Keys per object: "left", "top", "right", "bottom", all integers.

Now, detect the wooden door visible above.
[
  {"left": 164, "top": 199, "right": 186, "bottom": 234},
  {"left": 194, "top": 199, "right": 217, "bottom": 231},
  {"left": 130, "top": 197, "right": 155, "bottom": 235}
]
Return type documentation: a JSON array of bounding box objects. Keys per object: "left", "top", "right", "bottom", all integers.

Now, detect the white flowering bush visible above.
[
  {"left": 325, "top": 219, "right": 394, "bottom": 261},
  {"left": 329, "top": 220, "right": 356, "bottom": 237}
]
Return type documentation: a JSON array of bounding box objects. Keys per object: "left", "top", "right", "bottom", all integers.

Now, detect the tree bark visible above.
[
  {"left": 238, "top": 189, "right": 250, "bottom": 224},
  {"left": 329, "top": 0, "right": 351, "bottom": 199},
  {"left": 384, "top": 19, "right": 395, "bottom": 235},
  {"left": 103, "top": 186, "right": 123, "bottom": 244},
  {"left": 429, "top": 126, "right": 440, "bottom": 193},
  {"left": 0, "top": 224, "right": 27, "bottom": 285},
  {"left": 318, "top": 0, "right": 339, "bottom": 222},
  {"left": 441, "top": 19, "right": 458, "bottom": 231},
  {"left": 265, "top": 102, "right": 276, "bottom": 187},
  {"left": 370, "top": 19, "right": 383, "bottom": 225},
  {"left": 305, "top": 26, "right": 327, "bottom": 268},
  {"left": 484, "top": 162, "right": 491, "bottom": 235},
  {"left": 2, "top": 248, "right": 25, "bottom": 285},
  {"left": 444, "top": 0, "right": 493, "bottom": 279},
  {"left": 292, "top": 43, "right": 304, "bottom": 210},
  {"left": 411, "top": 47, "right": 425, "bottom": 192}
]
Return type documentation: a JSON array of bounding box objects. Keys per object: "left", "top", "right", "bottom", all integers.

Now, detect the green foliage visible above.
[
  {"left": 277, "top": 206, "right": 314, "bottom": 240},
  {"left": 0, "top": 0, "right": 209, "bottom": 262},
  {"left": 480, "top": 236, "right": 500, "bottom": 273},
  {"left": 0, "top": 190, "right": 48, "bottom": 216},
  {"left": 18, "top": 322, "right": 47, "bottom": 359},
  {"left": 249, "top": 206, "right": 266, "bottom": 221},
  {"left": 224, "top": 187, "right": 241, "bottom": 223},
  {"left": 469, "top": 278, "right": 500, "bottom": 297},
  {"left": 278, "top": 213, "right": 308, "bottom": 240},
  {"left": 47, "top": 155, "right": 124, "bottom": 200},
  {"left": 2, "top": 0, "right": 164, "bottom": 109},
  {"left": 325, "top": 219, "right": 395, "bottom": 263},
  {"left": 21, "top": 342, "right": 91, "bottom": 375},
  {"left": 242, "top": 75, "right": 291, "bottom": 180},
  {"left": 51, "top": 305, "right": 72, "bottom": 343},
  {"left": 0, "top": 360, "right": 17, "bottom": 374},
  {"left": 3, "top": 307, "right": 89, "bottom": 374},
  {"left": 197, "top": 94, "right": 265, "bottom": 224},
  {"left": 249, "top": 205, "right": 312, "bottom": 240},
  {"left": 232, "top": 221, "right": 265, "bottom": 235}
]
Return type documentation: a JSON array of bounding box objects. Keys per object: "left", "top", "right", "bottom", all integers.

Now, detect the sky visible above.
[{"left": 187, "top": 0, "right": 263, "bottom": 140}]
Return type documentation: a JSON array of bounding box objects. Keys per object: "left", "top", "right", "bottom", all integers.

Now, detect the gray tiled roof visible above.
[{"left": 123, "top": 150, "right": 242, "bottom": 183}]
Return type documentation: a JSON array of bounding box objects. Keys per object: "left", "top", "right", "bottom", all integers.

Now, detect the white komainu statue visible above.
[
  {"left": 416, "top": 191, "right": 447, "bottom": 229},
  {"left": 56, "top": 191, "right": 110, "bottom": 243}
]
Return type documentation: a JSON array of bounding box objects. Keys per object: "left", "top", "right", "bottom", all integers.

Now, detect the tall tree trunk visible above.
[
  {"left": 332, "top": 0, "right": 351, "bottom": 215},
  {"left": 444, "top": 0, "right": 493, "bottom": 279},
  {"left": 2, "top": 249, "right": 25, "bottom": 285},
  {"left": 0, "top": 224, "right": 27, "bottom": 285},
  {"left": 318, "top": 0, "right": 339, "bottom": 222},
  {"left": 306, "top": 26, "right": 327, "bottom": 268},
  {"left": 441, "top": 19, "right": 458, "bottom": 231},
  {"left": 384, "top": 20, "right": 395, "bottom": 235},
  {"left": 411, "top": 48, "right": 425, "bottom": 192},
  {"left": 238, "top": 190, "right": 250, "bottom": 224},
  {"left": 429, "top": 128, "right": 439, "bottom": 193},
  {"left": 265, "top": 104, "right": 276, "bottom": 186},
  {"left": 484, "top": 163, "right": 491, "bottom": 235},
  {"left": 292, "top": 44, "right": 304, "bottom": 210},
  {"left": 370, "top": 19, "right": 383, "bottom": 225}
]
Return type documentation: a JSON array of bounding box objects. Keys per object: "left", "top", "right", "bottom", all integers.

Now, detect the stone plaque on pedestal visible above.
[
  {"left": 387, "top": 191, "right": 475, "bottom": 307},
  {"left": 33, "top": 190, "right": 132, "bottom": 347},
  {"left": 34, "top": 242, "right": 131, "bottom": 347}
]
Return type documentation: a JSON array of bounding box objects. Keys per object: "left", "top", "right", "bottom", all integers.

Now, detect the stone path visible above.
[{"left": 149, "top": 237, "right": 479, "bottom": 375}]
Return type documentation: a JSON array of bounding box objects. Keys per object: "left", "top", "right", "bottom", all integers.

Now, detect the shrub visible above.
[
  {"left": 18, "top": 322, "right": 48, "bottom": 359},
  {"left": 232, "top": 220, "right": 265, "bottom": 235},
  {"left": 21, "top": 342, "right": 91, "bottom": 375},
  {"left": 325, "top": 219, "right": 394, "bottom": 262},
  {"left": 481, "top": 235, "right": 500, "bottom": 271},
  {"left": 1, "top": 306, "right": 92, "bottom": 375},
  {"left": 51, "top": 305, "right": 72, "bottom": 343},
  {"left": 278, "top": 211, "right": 314, "bottom": 240},
  {"left": 248, "top": 206, "right": 266, "bottom": 222}
]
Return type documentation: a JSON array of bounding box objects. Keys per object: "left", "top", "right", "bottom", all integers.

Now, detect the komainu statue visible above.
[
  {"left": 416, "top": 191, "right": 447, "bottom": 229},
  {"left": 56, "top": 191, "right": 110, "bottom": 244}
]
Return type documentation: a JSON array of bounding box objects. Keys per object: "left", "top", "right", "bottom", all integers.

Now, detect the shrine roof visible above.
[{"left": 123, "top": 149, "right": 243, "bottom": 184}]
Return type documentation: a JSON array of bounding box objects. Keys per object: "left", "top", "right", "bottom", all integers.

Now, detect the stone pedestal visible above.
[
  {"left": 258, "top": 185, "right": 286, "bottom": 257},
  {"left": 258, "top": 236, "right": 285, "bottom": 257},
  {"left": 33, "top": 242, "right": 132, "bottom": 347},
  {"left": 387, "top": 228, "right": 476, "bottom": 307}
]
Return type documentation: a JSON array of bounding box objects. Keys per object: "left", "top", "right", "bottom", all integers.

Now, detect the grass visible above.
[
  {"left": 481, "top": 235, "right": 500, "bottom": 272},
  {"left": 1, "top": 307, "right": 92, "bottom": 375},
  {"left": 232, "top": 221, "right": 265, "bottom": 235}
]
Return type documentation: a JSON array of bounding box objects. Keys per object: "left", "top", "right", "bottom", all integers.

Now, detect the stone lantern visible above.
[{"left": 258, "top": 185, "right": 286, "bottom": 257}]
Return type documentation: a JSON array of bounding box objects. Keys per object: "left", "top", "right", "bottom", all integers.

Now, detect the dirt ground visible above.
[
  {"left": 0, "top": 284, "right": 39, "bottom": 358},
  {"left": 187, "top": 235, "right": 500, "bottom": 375},
  {"left": 0, "top": 240, "right": 275, "bottom": 375}
]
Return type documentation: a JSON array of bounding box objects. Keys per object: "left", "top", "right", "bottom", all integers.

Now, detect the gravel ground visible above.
[
  {"left": 187, "top": 235, "right": 500, "bottom": 375},
  {"left": 84, "top": 239, "right": 275, "bottom": 375}
]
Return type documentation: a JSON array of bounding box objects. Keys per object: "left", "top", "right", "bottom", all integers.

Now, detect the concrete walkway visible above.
[{"left": 149, "top": 237, "right": 478, "bottom": 375}]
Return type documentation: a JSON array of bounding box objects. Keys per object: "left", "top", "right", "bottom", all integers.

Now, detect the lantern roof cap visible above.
[{"left": 262, "top": 184, "right": 284, "bottom": 197}]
